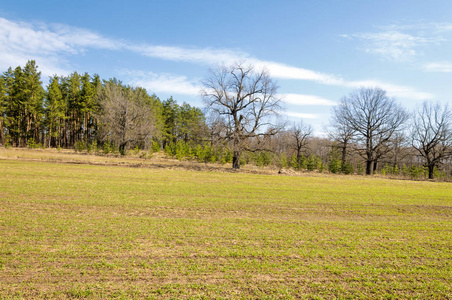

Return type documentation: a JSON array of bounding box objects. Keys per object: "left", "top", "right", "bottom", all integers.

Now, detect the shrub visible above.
[
  {"left": 329, "top": 158, "right": 341, "bottom": 174},
  {"left": 87, "top": 141, "right": 97, "bottom": 153},
  {"left": 103, "top": 142, "right": 112, "bottom": 155},
  {"left": 151, "top": 140, "right": 161, "bottom": 153},
  {"left": 342, "top": 161, "right": 354, "bottom": 175},
  {"left": 75, "top": 141, "right": 85, "bottom": 152},
  {"left": 27, "top": 138, "right": 39, "bottom": 149}
]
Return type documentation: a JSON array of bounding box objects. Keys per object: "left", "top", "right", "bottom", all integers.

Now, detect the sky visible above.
[{"left": 1, "top": 0, "right": 452, "bottom": 135}]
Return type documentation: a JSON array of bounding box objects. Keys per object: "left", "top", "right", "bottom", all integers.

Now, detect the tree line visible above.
[
  {"left": 0, "top": 60, "right": 206, "bottom": 155},
  {"left": 1, "top": 61, "right": 451, "bottom": 180}
]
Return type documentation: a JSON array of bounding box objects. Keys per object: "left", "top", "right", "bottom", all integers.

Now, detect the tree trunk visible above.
[
  {"left": 341, "top": 145, "right": 347, "bottom": 167},
  {"left": 296, "top": 149, "right": 301, "bottom": 167},
  {"left": 373, "top": 161, "right": 378, "bottom": 174},
  {"left": 428, "top": 165, "right": 434, "bottom": 179},
  {"left": 232, "top": 150, "right": 240, "bottom": 169},
  {"left": 366, "top": 160, "right": 373, "bottom": 175}
]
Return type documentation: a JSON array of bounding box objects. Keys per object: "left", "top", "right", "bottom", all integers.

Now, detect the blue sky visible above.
[{"left": 1, "top": 0, "right": 452, "bottom": 134}]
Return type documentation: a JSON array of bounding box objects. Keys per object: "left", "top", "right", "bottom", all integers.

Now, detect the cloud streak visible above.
[
  {"left": 282, "top": 94, "right": 336, "bottom": 106},
  {"left": 123, "top": 70, "right": 202, "bottom": 96},
  {"left": 283, "top": 112, "right": 320, "bottom": 119},
  {"left": 424, "top": 62, "right": 452, "bottom": 73}
]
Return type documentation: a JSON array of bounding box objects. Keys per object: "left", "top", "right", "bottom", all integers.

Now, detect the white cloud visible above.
[
  {"left": 123, "top": 70, "right": 202, "bottom": 96},
  {"left": 423, "top": 62, "right": 452, "bottom": 73},
  {"left": 282, "top": 94, "right": 336, "bottom": 106},
  {"left": 283, "top": 112, "right": 319, "bottom": 119},
  {"left": 343, "top": 23, "right": 449, "bottom": 62},
  {"left": 128, "top": 44, "right": 246, "bottom": 65},
  {"left": 345, "top": 79, "right": 434, "bottom": 100},
  {"left": 343, "top": 31, "right": 431, "bottom": 62},
  {"left": 0, "top": 17, "right": 122, "bottom": 76}
]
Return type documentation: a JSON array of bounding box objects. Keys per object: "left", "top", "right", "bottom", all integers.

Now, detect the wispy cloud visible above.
[
  {"left": 283, "top": 112, "right": 320, "bottom": 119},
  {"left": 345, "top": 79, "right": 434, "bottom": 100},
  {"left": 0, "top": 17, "right": 123, "bottom": 76},
  {"left": 342, "top": 23, "right": 449, "bottom": 62},
  {"left": 423, "top": 62, "right": 452, "bottom": 73},
  {"left": 342, "top": 31, "right": 434, "bottom": 62},
  {"left": 128, "top": 44, "right": 247, "bottom": 65},
  {"left": 282, "top": 94, "right": 336, "bottom": 106},
  {"left": 123, "top": 70, "right": 202, "bottom": 96},
  {"left": 0, "top": 17, "right": 433, "bottom": 100}
]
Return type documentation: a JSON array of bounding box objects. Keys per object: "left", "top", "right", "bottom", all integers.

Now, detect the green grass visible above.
[{"left": 0, "top": 159, "right": 451, "bottom": 299}]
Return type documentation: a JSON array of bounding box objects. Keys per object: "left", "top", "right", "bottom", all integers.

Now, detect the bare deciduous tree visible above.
[
  {"left": 97, "top": 81, "right": 156, "bottom": 154},
  {"left": 290, "top": 120, "right": 312, "bottom": 166},
  {"left": 411, "top": 101, "right": 452, "bottom": 179},
  {"left": 335, "top": 87, "right": 408, "bottom": 175},
  {"left": 328, "top": 106, "right": 356, "bottom": 168},
  {"left": 201, "top": 63, "right": 283, "bottom": 169}
]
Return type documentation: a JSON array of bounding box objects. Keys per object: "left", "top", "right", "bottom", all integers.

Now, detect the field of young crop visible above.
[{"left": 0, "top": 153, "right": 451, "bottom": 299}]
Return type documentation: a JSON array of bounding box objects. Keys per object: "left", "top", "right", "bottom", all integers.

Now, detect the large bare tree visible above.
[
  {"left": 411, "top": 101, "right": 452, "bottom": 179},
  {"left": 201, "top": 63, "right": 283, "bottom": 169},
  {"left": 97, "top": 81, "right": 157, "bottom": 154},
  {"left": 335, "top": 87, "right": 408, "bottom": 175}
]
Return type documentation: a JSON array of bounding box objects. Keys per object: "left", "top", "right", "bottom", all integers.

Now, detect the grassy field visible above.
[{"left": 0, "top": 151, "right": 451, "bottom": 299}]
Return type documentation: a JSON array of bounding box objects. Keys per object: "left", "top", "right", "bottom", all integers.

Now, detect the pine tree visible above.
[
  {"left": 0, "top": 76, "right": 6, "bottom": 145},
  {"left": 80, "top": 73, "right": 95, "bottom": 143},
  {"left": 45, "top": 76, "right": 65, "bottom": 147},
  {"left": 22, "top": 60, "right": 45, "bottom": 145}
]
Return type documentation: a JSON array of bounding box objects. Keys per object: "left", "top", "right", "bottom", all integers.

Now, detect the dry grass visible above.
[{"left": 0, "top": 148, "right": 451, "bottom": 299}]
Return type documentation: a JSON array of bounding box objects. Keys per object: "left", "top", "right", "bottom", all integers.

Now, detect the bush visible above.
[
  {"left": 103, "top": 142, "right": 112, "bottom": 155},
  {"left": 328, "top": 158, "right": 341, "bottom": 174},
  {"left": 151, "top": 140, "right": 160, "bottom": 153},
  {"left": 87, "top": 141, "right": 97, "bottom": 153},
  {"left": 342, "top": 161, "right": 354, "bottom": 175},
  {"left": 27, "top": 138, "right": 39, "bottom": 149},
  {"left": 74, "top": 141, "right": 85, "bottom": 152},
  {"left": 275, "top": 153, "right": 288, "bottom": 169}
]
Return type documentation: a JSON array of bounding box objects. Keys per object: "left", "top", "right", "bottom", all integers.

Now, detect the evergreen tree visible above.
[
  {"left": 0, "top": 76, "right": 6, "bottom": 145},
  {"left": 22, "top": 60, "right": 45, "bottom": 145},
  {"left": 162, "top": 97, "right": 179, "bottom": 147},
  {"left": 45, "top": 76, "right": 65, "bottom": 147},
  {"left": 80, "top": 73, "right": 95, "bottom": 143}
]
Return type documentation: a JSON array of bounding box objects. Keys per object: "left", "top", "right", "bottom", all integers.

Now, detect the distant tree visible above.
[
  {"left": 2, "top": 68, "right": 14, "bottom": 145},
  {"left": 328, "top": 105, "right": 355, "bottom": 169},
  {"left": 80, "top": 73, "right": 96, "bottom": 143},
  {"left": 45, "top": 76, "right": 65, "bottom": 147},
  {"left": 97, "top": 80, "right": 157, "bottom": 154},
  {"left": 178, "top": 102, "right": 208, "bottom": 144},
  {"left": 290, "top": 120, "right": 312, "bottom": 167},
  {"left": 386, "top": 132, "right": 410, "bottom": 168},
  {"left": 201, "top": 63, "right": 283, "bottom": 169},
  {"left": 0, "top": 75, "right": 6, "bottom": 145},
  {"left": 22, "top": 60, "right": 45, "bottom": 145},
  {"left": 335, "top": 87, "right": 408, "bottom": 175},
  {"left": 162, "top": 97, "right": 179, "bottom": 147},
  {"left": 411, "top": 101, "right": 452, "bottom": 179}
]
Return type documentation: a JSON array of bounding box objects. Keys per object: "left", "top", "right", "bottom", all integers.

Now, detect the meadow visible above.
[{"left": 0, "top": 150, "right": 451, "bottom": 299}]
